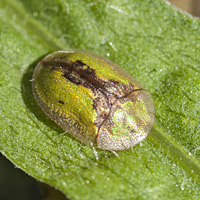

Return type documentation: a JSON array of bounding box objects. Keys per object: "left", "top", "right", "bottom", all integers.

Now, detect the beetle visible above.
[{"left": 32, "top": 50, "right": 155, "bottom": 151}]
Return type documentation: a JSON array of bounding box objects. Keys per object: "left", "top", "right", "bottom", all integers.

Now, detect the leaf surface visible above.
[{"left": 0, "top": 0, "right": 200, "bottom": 199}]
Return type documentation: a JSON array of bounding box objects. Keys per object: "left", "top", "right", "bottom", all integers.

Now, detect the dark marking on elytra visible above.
[
  {"left": 58, "top": 100, "right": 65, "bottom": 104},
  {"left": 41, "top": 58, "right": 143, "bottom": 136}
]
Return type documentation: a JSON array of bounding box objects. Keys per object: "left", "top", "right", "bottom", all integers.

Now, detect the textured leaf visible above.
[{"left": 0, "top": 0, "right": 200, "bottom": 199}]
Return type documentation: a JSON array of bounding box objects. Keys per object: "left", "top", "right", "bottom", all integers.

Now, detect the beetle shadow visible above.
[{"left": 21, "top": 53, "right": 64, "bottom": 134}]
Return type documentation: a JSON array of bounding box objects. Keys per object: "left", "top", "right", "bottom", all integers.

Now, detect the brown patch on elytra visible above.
[{"left": 41, "top": 58, "right": 143, "bottom": 140}]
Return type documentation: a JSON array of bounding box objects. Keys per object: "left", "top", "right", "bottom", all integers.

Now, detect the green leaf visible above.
[{"left": 0, "top": 0, "right": 200, "bottom": 199}]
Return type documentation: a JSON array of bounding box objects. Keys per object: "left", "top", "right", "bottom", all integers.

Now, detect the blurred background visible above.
[
  {"left": 0, "top": 154, "right": 41, "bottom": 200},
  {"left": 0, "top": 1, "right": 199, "bottom": 200},
  {"left": 168, "top": 0, "right": 200, "bottom": 17}
]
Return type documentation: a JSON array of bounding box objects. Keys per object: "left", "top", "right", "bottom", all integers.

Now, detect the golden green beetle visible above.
[{"left": 32, "top": 50, "right": 155, "bottom": 151}]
